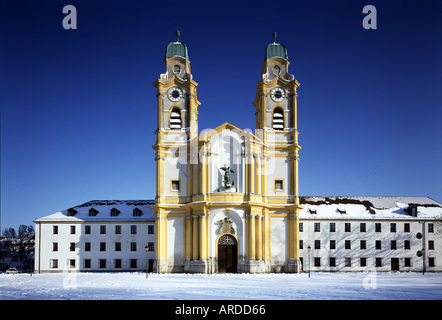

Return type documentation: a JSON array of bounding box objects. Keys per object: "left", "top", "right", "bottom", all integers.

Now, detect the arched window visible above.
[
  {"left": 170, "top": 107, "right": 182, "bottom": 129},
  {"left": 272, "top": 108, "right": 284, "bottom": 130}
]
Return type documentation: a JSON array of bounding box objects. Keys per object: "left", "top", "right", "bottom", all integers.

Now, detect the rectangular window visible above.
[
  {"left": 84, "top": 259, "right": 91, "bottom": 268},
  {"left": 404, "top": 240, "right": 411, "bottom": 250},
  {"left": 390, "top": 223, "right": 397, "bottom": 232},
  {"left": 99, "top": 259, "right": 106, "bottom": 268},
  {"left": 428, "top": 223, "right": 434, "bottom": 233},
  {"left": 428, "top": 257, "right": 435, "bottom": 267},
  {"left": 345, "top": 257, "right": 352, "bottom": 267},
  {"left": 330, "top": 240, "right": 336, "bottom": 250},
  {"left": 329, "top": 257, "right": 336, "bottom": 267},
  {"left": 360, "top": 240, "right": 366, "bottom": 250},
  {"left": 299, "top": 222, "right": 303, "bottom": 232},
  {"left": 171, "top": 180, "right": 180, "bottom": 192},
  {"left": 50, "top": 259, "right": 58, "bottom": 268},
  {"left": 360, "top": 258, "right": 367, "bottom": 267},
  {"left": 375, "top": 258, "right": 382, "bottom": 267},
  {"left": 70, "top": 225, "right": 76, "bottom": 234},
  {"left": 114, "top": 259, "right": 122, "bottom": 268},
  {"left": 148, "top": 225, "right": 155, "bottom": 234},
  {"left": 428, "top": 240, "right": 434, "bottom": 250},
  {"left": 314, "top": 257, "right": 321, "bottom": 267},
  {"left": 314, "top": 240, "right": 321, "bottom": 250},
  {"left": 52, "top": 242, "right": 58, "bottom": 251},
  {"left": 360, "top": 223, "right": 366, "bottom": 232},
  {"left": 148, "top": 242, "right": 155, "bottom": 251},
  {"left": 299, "top": 240, "right": 303, "bottom": 250},
  {"left": 345, "top": 240, "right": 351, "bottom": 250},
  {"left": 130, "top": 242, "right": 137, "bottom": 251},
  {"left": 404, "top": 223, "right": 410, "bottom": 233},
  {"left": 375, "top": 240, "right": 382, "bottom": 250},
  {"left": 115, "top": 225, "right": 121, "bottom": 234},
  {"left": 391, "top": 240, "right": 397, "bottom": 250},
  {"left": 100, "top": 242, "right": 106, "bottom": 251},
  {"left": 69, "top": 242, "right": 75, "bottom": 251},
  {"left": 130, "top": 259, "right": 137, "bottom": 268},
  {"left": 100, "top": 225, "right": 106, "bottom": 234},
  {"left": 404, "top": 258, "right": 411, "bottom": 267},
  {"left": 68, "top": 259, "right": 76, "bottom": 268},
  {"left": 375, "top": 223, "right": 381, "bottom": 232},
  {"left": 345, "top": 223, "right": 351, "bottom": 232},
  {"left": 85, "top": 225, "right": 91, "bottom": 234},
  {"left": 85, "top": 242, "right": 91, "bottom": 251},
  {"left": 274, "top": 180, "right": 283, "bottom": 192},
  {"left": 53, "top": 226, "right": 58, "bottom": 234},
  {"left": 131, "top": 225, "right": 137, "bottom": 234},
  {"left": 115, "top": 242, "right": 121, "bottom": 251},
  {"left": 314, "top": 223, "right": 320, "bottom": 232},
  {"left": 329, "top": 223, "right": 336, "bottom": 232}
]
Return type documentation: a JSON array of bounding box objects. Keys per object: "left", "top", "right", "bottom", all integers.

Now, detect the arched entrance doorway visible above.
[{"left": 218, "top": 234, "right": 238, "bottom": 273}]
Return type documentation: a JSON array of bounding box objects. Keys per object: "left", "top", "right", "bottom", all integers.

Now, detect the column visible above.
[
  {"left": 192, "top": 215, "right": 199, "bottom": 260},
  {"left": 255, "top": 215, "right": 263, "bottom": 260},
  {"left": 154, "top": 207, "right": 168, "bottom": 273},
  {"left": 255, "top": 156, "right": 261, "bottom": 196},
  {"left": 199, "top": 212, "right": 209, "bottom": 260},
  {"left": 184, "top": 210, "right": 193, "bottom": 260},
  {"left": 247, "top": 213, "right": 256, "bottom": 259}
]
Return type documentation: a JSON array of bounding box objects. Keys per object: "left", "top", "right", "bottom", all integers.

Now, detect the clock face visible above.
[
  {"left": 168, "top": 87, "right": 183, "bottom": 101},
  {"left": 270, "top": 87, "right": 286, "bottom": 102}
]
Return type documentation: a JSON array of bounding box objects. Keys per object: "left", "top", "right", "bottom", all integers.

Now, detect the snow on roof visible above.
[
  {"left": 299, "top": 196, "right": 442, "bottom": 220},
  {"left": 34, "top": 197, "right": 442, "bottom": 223},
  {"left": 34, "top": 200, "right": 156, "bottom": 223}
]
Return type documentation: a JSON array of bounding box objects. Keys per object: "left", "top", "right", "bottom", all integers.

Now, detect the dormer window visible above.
[
  {"left": 309, "top": 209, "right": 317, "bottom": 215},
  {"left": 337, "top": 209, "right": 347, "bottom": 215},
  {"left": 89, "top": 208, "right": 98, "bottom": 217},
  {"left": 133, "top": 208, "right": 143, "bottom": 217},
  {"left": 67, "top": 209, "right": 78, "bottom": 217},
  {"left": 110, "top": 208, "right": 120, "bottom": 217},
  {"left": 272, "top": 108, "right": 284, "bottom": 130},
  {"left": 170, "top": 107, "right": 182, "bottom": 129}
]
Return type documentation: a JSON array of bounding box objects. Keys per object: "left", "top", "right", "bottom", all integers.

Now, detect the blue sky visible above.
[{"left": 1, "top": 0, "right": 441, "bottom": 230}]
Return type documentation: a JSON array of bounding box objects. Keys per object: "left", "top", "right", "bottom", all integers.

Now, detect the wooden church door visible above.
[{"left": 218, "top": 234, "right": 238, "bottom": 273}]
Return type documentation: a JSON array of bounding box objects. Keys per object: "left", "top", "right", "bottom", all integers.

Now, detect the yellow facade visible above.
[{"left": 152, "top": 35, "right": 303, "bottom": 273}]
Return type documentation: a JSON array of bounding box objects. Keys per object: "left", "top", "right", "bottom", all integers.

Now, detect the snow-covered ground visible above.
[{"left": 1, "top": 272, "right": 442, "bottom": 300}]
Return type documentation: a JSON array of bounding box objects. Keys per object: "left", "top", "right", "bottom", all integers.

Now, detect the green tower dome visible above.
[
  {"left": 165, "top": 30, "right": 189, "bottom": 60},
  {"left": 264, "top": 32, "right": 288, "bottom": 60}
]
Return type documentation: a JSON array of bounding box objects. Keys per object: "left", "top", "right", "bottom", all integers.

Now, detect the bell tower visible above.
[
  {"left": 152, "top": 31, "right": 201, "bottom": 273},
  {"left": 253, "top": 33, "right": 303, "bottom": 273}
]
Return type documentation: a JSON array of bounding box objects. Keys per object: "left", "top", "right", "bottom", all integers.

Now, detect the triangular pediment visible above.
[{"left": 200, "top": 122, "right": 264, "bottom": 145}]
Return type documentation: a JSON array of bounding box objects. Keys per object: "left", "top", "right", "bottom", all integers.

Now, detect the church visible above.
[
  {"left": 34, "top": 33, "right": 442, "bottom": 274},
  {"left": 152, "top": 31, "right": 303, "bottom": 274}
]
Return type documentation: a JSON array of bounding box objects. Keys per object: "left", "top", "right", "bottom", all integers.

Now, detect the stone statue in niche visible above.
[
  {"left": 218, "top": 217, "right": 235, "bottom": 235},
  {"left": 219, "top": 165, "right": 236, "bottom": 192}
]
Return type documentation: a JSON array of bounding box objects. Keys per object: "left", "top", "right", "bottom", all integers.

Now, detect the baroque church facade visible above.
[
  {"left": 152, "top": 32, "right": 303, "bottom": 274},
  {"left": 34, "top": 34, "right": 442, "bottom": 274}
]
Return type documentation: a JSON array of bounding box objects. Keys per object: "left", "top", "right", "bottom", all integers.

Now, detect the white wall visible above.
[
  {"left": 270, "top": 216, "right": 287, "bottom": 266},
  {"left": 35, "top": 222, "right": 154, "bottom": 273},
  {"left": 299, "top": 219, "right": 442, "bottom": 272},
  {"left": 167, "top": 215, "right": 184, "bottom": 269}
]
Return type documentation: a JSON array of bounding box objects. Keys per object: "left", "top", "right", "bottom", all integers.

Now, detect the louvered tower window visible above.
[
  {"left": 272, "top": 108, "right": 284, "bottom": 130},
  {"left": 170, "top": 107, "right": 182, "bottom": 129}
]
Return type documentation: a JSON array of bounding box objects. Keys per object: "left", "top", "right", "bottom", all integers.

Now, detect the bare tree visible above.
[{"left": 2, "top": 225, "right": 34, "bottom": 262}]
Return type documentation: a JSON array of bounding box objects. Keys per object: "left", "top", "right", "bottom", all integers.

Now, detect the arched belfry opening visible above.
[{"left": 217, "top": 234, "right": 238, "bottom": 273}]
